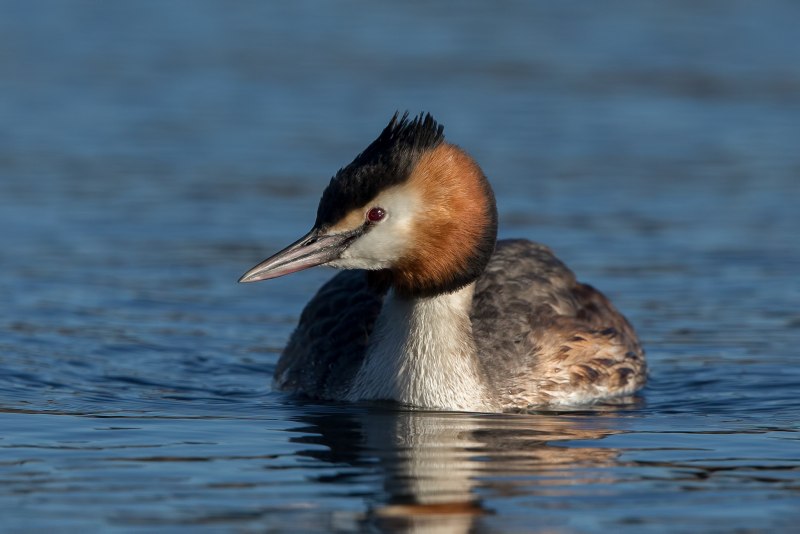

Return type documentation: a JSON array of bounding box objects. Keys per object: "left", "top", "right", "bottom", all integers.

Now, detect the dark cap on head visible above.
[{"left": 315, "top": 112, "right": 445, "bottom": 228}]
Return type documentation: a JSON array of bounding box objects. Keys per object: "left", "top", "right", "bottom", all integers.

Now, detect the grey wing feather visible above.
[
  {"left": 472, "top": 240, "right": 645, "bottom": 406},
  {"left": 275, "top": 270, "right": 386, "bottom": 399}
]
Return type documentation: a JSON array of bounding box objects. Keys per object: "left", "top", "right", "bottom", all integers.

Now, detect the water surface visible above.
[{"left": 1, "top": 1, "right": 799, "bottom": 532}]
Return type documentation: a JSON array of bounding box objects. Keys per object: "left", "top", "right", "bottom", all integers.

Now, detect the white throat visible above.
[{"left": 347, "top": 283, "right": 496, "bottom": 412}]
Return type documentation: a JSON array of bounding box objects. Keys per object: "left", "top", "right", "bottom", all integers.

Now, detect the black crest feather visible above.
[{"left": 315, "top": 112, "right": 445, "bottom": 228}]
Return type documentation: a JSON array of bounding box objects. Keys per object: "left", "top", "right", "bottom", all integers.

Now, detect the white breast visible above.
[{"left": 346, "top": 283, "right": 497, "bottom": 412}]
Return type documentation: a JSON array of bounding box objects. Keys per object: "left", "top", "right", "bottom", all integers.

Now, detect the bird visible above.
[{"left": 239, "top": 112, "right": 645, "bottom": 413}]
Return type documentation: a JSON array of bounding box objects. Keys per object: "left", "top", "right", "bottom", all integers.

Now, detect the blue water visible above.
[{"left": 1, "top": 1, "right": 799, "bottom": 532}]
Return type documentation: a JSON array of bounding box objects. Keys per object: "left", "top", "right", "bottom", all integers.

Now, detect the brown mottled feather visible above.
[
  {"left": 275, "top": 270, "right": 385, "bottom": 399},
  {"left": 276, "top": 239, "right": 645, "bottom": 407}
]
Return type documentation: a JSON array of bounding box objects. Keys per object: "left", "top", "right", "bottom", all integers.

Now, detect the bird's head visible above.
[{"left": 239, "top": 113, "right": 498, "bottom": 299}]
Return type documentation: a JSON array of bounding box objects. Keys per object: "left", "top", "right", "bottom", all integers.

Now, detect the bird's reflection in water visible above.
[{"left": 289, "top": 402, "right": 638, "bottom": 533}]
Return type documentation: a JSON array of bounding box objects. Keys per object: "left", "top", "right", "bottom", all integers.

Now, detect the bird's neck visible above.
[{"left": 347, "top": 283, "right": 496, "bottom": 411}]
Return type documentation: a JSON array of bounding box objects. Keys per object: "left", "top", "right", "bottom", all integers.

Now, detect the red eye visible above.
[{"left": 367, "top": 207, "right": 386, "bottom": 223}]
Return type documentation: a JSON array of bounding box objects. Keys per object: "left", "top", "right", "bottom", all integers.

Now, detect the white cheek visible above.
[
  {"left": 329, "top": 187, "right": 420, "bottom": 271},
  {"left": 339, "top": 221, "right": 410, "bottom": 267}
]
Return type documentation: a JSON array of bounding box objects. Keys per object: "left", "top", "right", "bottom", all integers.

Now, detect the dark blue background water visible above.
[{"left": 1, "top": 1, "right": 799, "bottom": 532}]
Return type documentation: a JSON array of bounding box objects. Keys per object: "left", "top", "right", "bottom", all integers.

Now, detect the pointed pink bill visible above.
[{"left": 238, "top": 228, "right": 356, "bottom": 283}]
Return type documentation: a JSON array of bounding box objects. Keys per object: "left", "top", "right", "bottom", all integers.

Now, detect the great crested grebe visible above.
[{"left": 240, "top": 113, "right": 645, "bottom": 412}]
